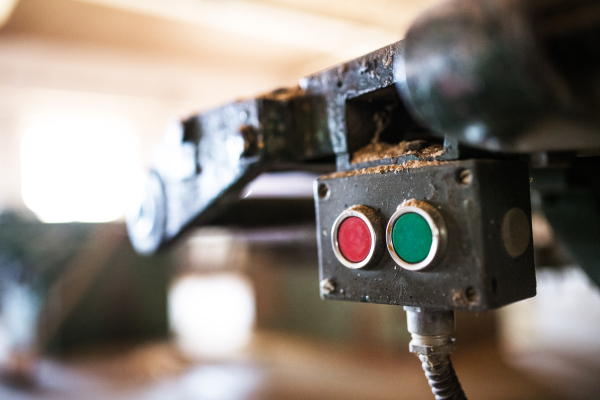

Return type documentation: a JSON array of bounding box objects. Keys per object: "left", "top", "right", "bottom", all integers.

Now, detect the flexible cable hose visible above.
[{"left": 418, "top": 354, "right": 467, "bottom": 400}]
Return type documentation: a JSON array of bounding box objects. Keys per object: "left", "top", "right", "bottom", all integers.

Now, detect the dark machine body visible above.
[{"left": 316, "top": 159, "right": 535, "bottom": 311}]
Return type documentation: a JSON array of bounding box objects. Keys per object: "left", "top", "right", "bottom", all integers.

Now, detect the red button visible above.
[{"left": 338, "top": 217, "right": 372, "bottom": 262}]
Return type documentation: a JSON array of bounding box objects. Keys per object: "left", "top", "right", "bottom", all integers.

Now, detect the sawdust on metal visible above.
[
  {"left": 351, "top": 140, "right": 443, "bottom": 164},
  {"left": 321, "top": 160, "right": 446, "bottom": 180}
]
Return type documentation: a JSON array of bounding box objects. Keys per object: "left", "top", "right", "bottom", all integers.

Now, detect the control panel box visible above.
[{"left": 314, "top": 159, "right": 535, "bottom": 311}]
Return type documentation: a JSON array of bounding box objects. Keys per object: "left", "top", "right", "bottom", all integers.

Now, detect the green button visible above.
[{"left": 392, "top": 213, "right": 433, "bottom": 264}]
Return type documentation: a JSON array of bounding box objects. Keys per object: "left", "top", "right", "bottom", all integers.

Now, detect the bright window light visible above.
[
  {"left": 169, "top": 274, "right": 255, "bottom": 359},
  {"left": 21, "top": 115, "right": 140, "bottom": 223},
  {"left": 241, "top": 171, "right": 320, "bottom": 199}
]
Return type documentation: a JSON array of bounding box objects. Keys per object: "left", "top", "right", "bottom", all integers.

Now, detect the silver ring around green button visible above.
[{"left": 386, "top": 200, "right": 447, "bottom": 271}]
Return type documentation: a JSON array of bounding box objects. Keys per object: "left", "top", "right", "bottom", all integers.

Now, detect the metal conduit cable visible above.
[
  {"left": 405, "top": 307, "right": 467, "bottom": 400},
  {"left": 419, "top": 354, "right": 466, "bottom": 400}
]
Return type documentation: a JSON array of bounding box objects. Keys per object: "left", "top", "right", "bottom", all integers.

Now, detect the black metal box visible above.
[{"left": 315, "top": 159, "right": 535, "bottom": 311}]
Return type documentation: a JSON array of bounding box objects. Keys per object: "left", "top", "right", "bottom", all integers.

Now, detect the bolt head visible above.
[{"left": 320, "top": 278, "right": 336, "bottom": 295}]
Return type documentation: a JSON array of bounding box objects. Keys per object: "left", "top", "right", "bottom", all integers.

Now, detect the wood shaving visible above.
[
  {"left": 321, "top": 160, "right": 445, "bottom": 180},
  {"left": 351, "top": 140, "right": 443, "bottom": 164}
]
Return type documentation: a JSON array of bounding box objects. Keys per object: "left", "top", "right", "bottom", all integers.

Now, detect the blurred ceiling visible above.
[
  {"left": 0, "top": 0, "right": 441, "bottom": 209},
  {"left": 0, "top": 0, "right": 442, "bottom": 111}
]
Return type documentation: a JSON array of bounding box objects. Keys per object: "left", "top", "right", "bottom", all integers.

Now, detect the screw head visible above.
[{"left": 320, "top": 278, "right": 336, "bottom": 294}]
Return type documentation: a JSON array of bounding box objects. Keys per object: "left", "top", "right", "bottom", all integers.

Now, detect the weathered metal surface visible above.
[
  {"left": 127, "top": 40, "right": 450, "bottom": 254},
  {"left": 128, "top": 87, "right": 334, "bottom": 254},
  {"left": 315, "top": 159, "right": 535, "bottom": 311}
]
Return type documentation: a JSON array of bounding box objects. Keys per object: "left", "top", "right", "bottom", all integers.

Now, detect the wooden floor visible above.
[{"left": 0, "top": 331, "right": 570, "bottom": 400}]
